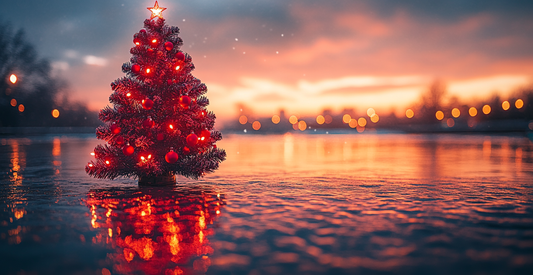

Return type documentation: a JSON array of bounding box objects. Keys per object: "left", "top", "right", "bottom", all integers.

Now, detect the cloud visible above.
[{"left": 84, "top": 55, "right": 108, "bottom": 66}]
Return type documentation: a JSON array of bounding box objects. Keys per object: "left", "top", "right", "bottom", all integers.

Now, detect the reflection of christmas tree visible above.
[
  {"left": 86, "top": 187, "right": 225, "bottom": 274},
  {"left": 85, "top": 1, "right": 225, "bottom": 184}
]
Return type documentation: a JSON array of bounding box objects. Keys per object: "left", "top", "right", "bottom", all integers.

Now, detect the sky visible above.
[{"left": 1, "top": 0, "right": 533, "bottom": 123}]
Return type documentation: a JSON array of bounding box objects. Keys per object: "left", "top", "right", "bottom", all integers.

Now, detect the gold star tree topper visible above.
[{"left": 148, "top": 1, "right": 167, "bottom": 20}]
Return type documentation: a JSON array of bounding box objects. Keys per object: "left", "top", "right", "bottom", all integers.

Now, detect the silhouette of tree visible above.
[{"left": 0, "top": 21, "right": 99, "bottom": 127}]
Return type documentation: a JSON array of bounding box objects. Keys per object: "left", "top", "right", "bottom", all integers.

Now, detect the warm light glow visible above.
[
  {"left": 358, "top": 117, "right": 367, "bottom": 127},
  {"left": 435, "top": 110, "right": 444, "bottom": 120},
  {"left": 105, "top": 160, "right": 110, "bottom": 165},
  {"left": 469, "top": 107, "right": 477, "bottom": 117},
  {"left": 298, "top": 120, "right": 307, "bottom": 131},
  {"left": 9, "top": 74, "right": 17, "bottom": 84},
  {"left": 316, "top": 115, "right": 325, "bottom": 125},
  {"left": 405, "top": 109, "right": 414, "bottom": 118},
  {"left": 18, "top": 104, "right": 24, "bottom": 112},
  {"left": 169, "top": 124, "right": 174, "bottom": 129},
  {"left": 90, "top": 152, "right": 95, "bottom": 156},
  {"left": 502, "top": 100, "right": 510, "bottom": 110},
  {"left": 239, "top": 115, "right": 248, "bottom": 124},
  {"left": 152, "top": 39, "right": 157, "bottom": 43},
  {"left": 126, "top": 93, "right": 131, "bottom": 97},
  {"left": 447, "top": 118, "right": 455, "bottom": 127},
  {"left": 324, "top": 115, "right": 333, "bottom": 124},
  {"left": 348, "top": 119, "right": 357, "bottom": 128},
  {"left": 141, "top": 156, "right": 146, "bottom": 161},
  {"left": 451, "top": 108, "right": 460, "bottom": 118},
  {"left": 88, "top": 164, "right": 93, "bottom": 167},
  {"left": 146, "top": 68, "right": 151, "bottom": 73},
  {"left": 482, "top": 105, "right": 491, "bottom": 115},
  {"left": 148, "top": 154, "right": 152, "bottom": 159},
  {"left": 175, "top": 65, "right": 180, "bottom": 71},
  {"left": 367, "top": 108, "right": 376, "bottom": 117},
  {"left": 342, "top": 114, "right": 351, "bottom": 124},
  {"left": 135, "top": 42, "right": 140, "bottom": 46},
  {"left": 148, "top": 1, "right": 167, "bottom": 20},
  {"left": 515, "top": 99, "right": 524, "bottom": 109},
  {"left": 252, "top": 121, "right": 261, "bottom": 130},
  {"left": 271, "top": 115, "right": 280, "bottom": 124},
  {"left": 370, "top": 114, "right": 379, "bottom": 123},
  {"left": 10, "top": 98, "right": 17, "bottom": 107},
  {"left": 289, "top": 115, "right": 298, "bottom": 124},
  {"left": 51, "top": 109, "right": 60, "bottom": 118}
]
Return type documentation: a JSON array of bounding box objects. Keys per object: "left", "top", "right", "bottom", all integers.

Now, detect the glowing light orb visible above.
[
  {"left": 502, "top": 100, "right": 510, "bottom": 110},
  {"left": 252, "top": 121, "right": 261, "bottom": 130},
  {"left": 367, "top": 108, "right": 375, "bottom": 117},
  {"left": 18, "top": 104, "right": 24, "bottom": 113},
  {"left": 52, "top": 109, "right": 60, "bottom": 118},
  {"left": 358, "top": 117, "right": 367, "bottom": 127},
  {"left": 482, "top": 105, "right": 491, "bottom": 115},
  {"left": 370, "top": 114, "right": 379, "bottom": 123},
  {"left": 9, "top": 74, "right": 17, "bottom": 84},
  {"left": 10, "top": 98, "right": 17, "bottom": 107},
  {"left": 348, "top": 119, "right": 358, "bottom": 128},
  {"left": 469, "top": 107, "right": 477, "bottom": 117},
  {"left": 238, "top": 115, "right": 247, "bottom": 125},
  {"left": 342, "top": 114, "right": 351, "bottom": 124},
  {"left": 289, "top": 115, "right": 298, "bottom": 125},
  {"left": 451, "top": 108, "right": 460, "bottom": 118},
  {"left": 298, "top": 120, "right": 307, "bottom": 131},
  {"left": 316, "top": 115, "right": 325, "bottom": 125},
  {"left": 515, "top": 99, "right": 524, "bottom": 109},
  {"left": 406, "top": 109, "right": 414, "bottom": 119},
  {"left": 271, "top": 115, "right": 280, "bottom": 124},
  {"left": 435, "top": 111, "right": 444, "bottom": 120}
]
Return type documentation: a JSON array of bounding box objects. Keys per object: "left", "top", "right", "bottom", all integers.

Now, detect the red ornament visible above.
[
  {"left": 165, "top": 150, "right": 179, "bottom": 164},
  {"left": 143, "top": 117, "right": 154, "bottom": 128},
  {"left": 175, "top": 52, "right": 185, "bottom": 61},
  {"left": 140, "top": 29, "right": 146, "bottom": 34},
  {"left": 179, "top": 96, "right": 191, "bottom": 107},
  {"left": 167, "top": 79, "right": 172, "bottom": 85},
  {"left": 200, "top": 129, "right": 211, "bottom": 139},
  {"left": 186, "top": 134, "right": 198, "bottom": 147},
  {"left": 123, "top": 145, "right": 134, "bottom": 156},
  {"left": 110, "top": 124, "right": 121, "bottom": 134},
  {"left": 142, "top": 98, "right": 154, "bottom": 110},
  {"left": 157, "top": 132, "right": 165, "bottom": 141},
  {"left": 164, "top": 41, "right": 173, "bottom": 51},
  {"left": 183, "top": 147, "right": 190, "bottom": 154},
  {"left": 133, "top": 37, "right": 141, "bottom": 46},
  {"left": 116, "top": 136, "right": 124, "bottom": 145},
  {"left": 131, "top": 64, "right": 141, "bottom": 73},
  {"left": 213, "top": 144, "right": 217, "bottom": 149}
]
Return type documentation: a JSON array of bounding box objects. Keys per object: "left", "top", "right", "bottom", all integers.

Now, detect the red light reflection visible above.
[{"left": 86, "top": 187, "right": 225, "bottom": 274}]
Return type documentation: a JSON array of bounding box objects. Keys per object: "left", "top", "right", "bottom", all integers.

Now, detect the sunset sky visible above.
[{"left": 1, "top": 0, "right": 533, "bottom": 123}]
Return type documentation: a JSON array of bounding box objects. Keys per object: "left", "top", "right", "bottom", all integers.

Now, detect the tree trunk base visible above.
[{"left": 138, "top": 173, "right": 176, "bottom": 186}]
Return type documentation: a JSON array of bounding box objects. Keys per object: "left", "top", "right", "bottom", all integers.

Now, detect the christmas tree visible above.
[{"left": 86, "top": 1, "right": 226, "bottom": 185}]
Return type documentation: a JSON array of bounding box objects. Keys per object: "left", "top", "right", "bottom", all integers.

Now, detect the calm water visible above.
[{"left": 1, "top": 133, "right": 533, "bottom": 275}]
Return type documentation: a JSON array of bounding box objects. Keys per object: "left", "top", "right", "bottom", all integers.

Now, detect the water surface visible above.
[{"left": 1, "top": 133, "right": 532, "bottom": 274}]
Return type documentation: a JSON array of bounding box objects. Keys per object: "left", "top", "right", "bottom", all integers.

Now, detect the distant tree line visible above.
[{"left": 0, "top": 21, "right": 100, "bottom": 127}]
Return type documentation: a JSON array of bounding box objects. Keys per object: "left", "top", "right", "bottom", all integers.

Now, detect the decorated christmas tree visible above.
[{"left": 86, "top": 1, "right": 226, "bottom": 185}]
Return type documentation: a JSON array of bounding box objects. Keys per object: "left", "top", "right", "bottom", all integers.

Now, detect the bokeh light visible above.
[
  {"left": 239, "top": 115, "right": 248, "bottom": 124},
  {"left": 10, "top": 98, "right": 17, "bottom": 107},
  {"left": 252, "top": 121, "right": 261, "bottom": 130},
  {"left": 9, "top": 74, "right": 17, "bottom": 84},
  {"left": 348, "top": 119, "right": 357, "bottom": 128},
  {"left": 447, "top": 118, "right": 455, "bottom": 127},
  {"left": 271, "top": 115, "right": 280, "bottom": 124},
  {"left": 18, "top": 104, "right": 24, "bottom": 112},
  {"left": 435, "top": 110, "right": 444, "bottom": 120},
  {"left": 482, "top": 105, "right": 491, "bottom": 115},
  {"left": 289, "top": 115, "right": 298, "bottom": 125},
  {"left": 324, "top": 115, "right": 333, "bottom": 124},
  {"left": 342, "top": 114, "right": 351, "bottom": 124},
  {"left": 515, "top": 99, "right": 524, "bottom": 109},
  {"left": 52, "top": 109, "right": 60, "bottom": 118},
  {"left": 367, "top": 108, "right": 375, "bottom": 117},
  {"left": 358, "top": 117, "right": 367, "bottom": 127},
  {"left": 502, "top": 100, "right": 510, "bottom": 110},
  {"left": 370, "top": 114, "right": 379, "bottom": 123},
  {"left": 451, "top": 108, "right": 460, "bottom": 118},
  {"left": 469, "top": 107, "right": 477, "bottom": 117},
  {"left": 298, "top": 120, "right": 307, "bottom": 131},
  {"left": 406, "top": 109, "right": 414, "bottom": 119},
  {"left": 316, "top": 115, "right": 325, "bottom": 125}
]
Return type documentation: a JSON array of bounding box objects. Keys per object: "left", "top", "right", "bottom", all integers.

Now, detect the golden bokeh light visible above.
[
  {"left": 252, "top": 121, "right": 261, "bottom": 130},
  {"left": 239, "top": 115, "right": 248, "bottom": 124},
  {"left": 292, "top": 123, "right": 299, "bottom": 131},
  {"left": 451, "top": 108, "right": 460, "bottom": 118},
  {"left": 370, "top": 114, "right": 379, "bottom": 123},
  {"left": 447, "top": 118, "right": 455, "bottom": 127},
  {"left": 289, "top": 115, "right": 298, "bottom": 124},
  {"left": 468, "top": 107, "right": 477, "bottom": 117},
  {"left": 10, "top": 98, "right": 17, "bottom": 107},
  {"left": 316, "top": 115, "right": 325, "bottom": 125},
  {"left": 271, "top": 115, "right": 280, "bottom": 124},
  {"left": 18, "top": 104, "right": 24, "bottom": 112},
  {"left": 482, "top": 105, "right": 491, "bottom": 115},
  {"left": 358, "top": 117, "right": 367, "bottom": 127},
  {"left": 52, "top": 109, "right": 60, "bottom": 118},
  {"left": 367, "top": 108, "right": 375, "bottom": 117},
  {"left": 324, "top": 115, "right": 333, "bottom": 124},
  {"left": 298, "top": 120, "right": 307, "bottom": 131},
  {"left": 435, "top": 110, "right": 444, "bottom": 120},
  {"left": 9, "top": 74, "right": 17, "bottom": 84},
  {"left": 502, "top": 100, "right": 510, "bottom": 110},
  {"left": 406, "top": 109, "right": 414, "bottom": 118},
  {"left": 348, "top": 119, "right": 358, "bottom": 128},
  {"left": 342, "top": 114, "right": 351, "bottom": 123},
  {"left": 515, "top": 99, "right": 524, "bottom": 109}
]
